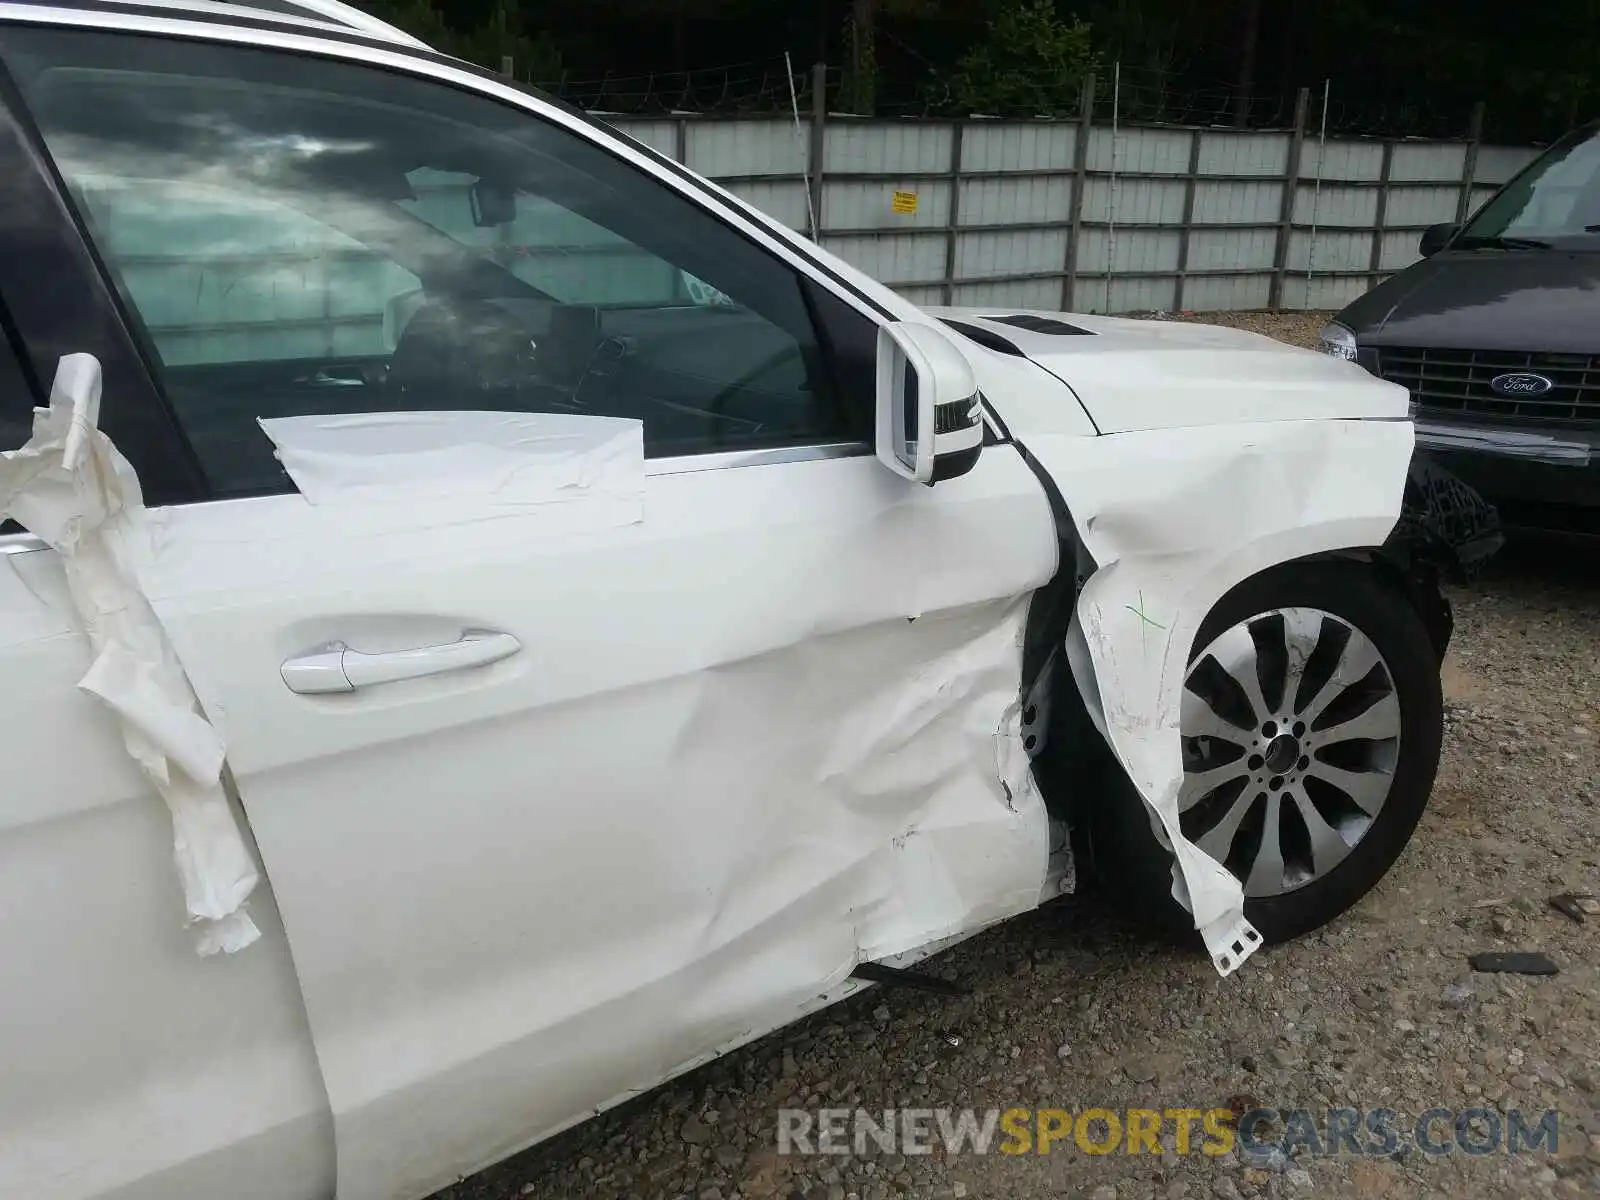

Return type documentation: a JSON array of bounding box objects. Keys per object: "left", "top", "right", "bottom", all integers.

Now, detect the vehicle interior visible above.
[{"left": 13, "top": 41, "right": 867, "bottom": 496}]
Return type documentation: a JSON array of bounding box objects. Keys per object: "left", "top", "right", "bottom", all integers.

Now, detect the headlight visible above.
[{"left": 1317, "top": 323, "right": 1358, "bottom": 361}]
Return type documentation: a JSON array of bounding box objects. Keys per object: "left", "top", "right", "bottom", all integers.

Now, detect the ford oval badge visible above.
[{"left": 1489, "top": 372, "right": 1554, "bottom": 396}]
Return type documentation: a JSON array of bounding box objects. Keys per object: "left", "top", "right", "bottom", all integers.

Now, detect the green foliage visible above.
[
  {"left": 359, "top": 0, "right": 564, "bottom": 82},
  {"left": 451, "top": 1, "right": 564, "bottom": 81},
  {"left": 933, "top": 0, "right": 1100, "bottom": 117},
  {"left": 837, "top": 0, "right": 942, "bottom": 116},
  {"left": 359, "top": 0, "right": 447, "bottom": 46},
  {"left": 341, "top": 0, "right": 1592, "bottom": 139},
  {"left": 840, "top": 4, "right": 876, "bottom": 116}
]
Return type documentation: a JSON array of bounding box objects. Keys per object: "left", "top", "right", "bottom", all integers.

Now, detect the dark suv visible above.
[{"left": 1322, "top": 120, "right": 1600, "bottom": 540}]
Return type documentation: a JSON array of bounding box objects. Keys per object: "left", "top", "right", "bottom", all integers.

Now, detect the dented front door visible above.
[
  {"left": 136, "top": 449, "right": 1057, "bottom": 1200},
  {"left": 1, "top": 20, "right": 1062, "bottom": 1200}
]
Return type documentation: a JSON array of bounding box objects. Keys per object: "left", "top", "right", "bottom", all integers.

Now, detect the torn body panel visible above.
[
  {"left": 133, "top": 429, "right": 1060, "bottom": 1200},
  {"left": 1359, "top": 451, "right": 1506, "bottom": 668},
  {"left": 0, "top": 355, "right": 260, "bottom": 953},
  {"left": 1387, "top": 451, "right": 1506, "bottom": 587},
  {"left": 0, "top": 360, "right": 332, "bottom": 1199},
  {"left": 1014, "top": 419, "right": 1418, "bottom": 973},
  {"left": 0, "top": 344, "right": 1466, "bottom": 1200}
]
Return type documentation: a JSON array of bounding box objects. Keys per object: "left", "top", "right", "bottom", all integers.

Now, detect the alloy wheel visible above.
[{"left": 1178, "top": 607, "right": 1403, "bottom": 898}]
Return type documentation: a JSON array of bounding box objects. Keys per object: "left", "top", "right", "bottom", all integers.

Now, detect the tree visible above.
[
  {"left": 359, "top": 0, "right": 563, "bottom": 80},
  {"left": 451, "top": 0, "right": 563, "bottom": 80},
  {"left": 1233, "top": 0, "right": 1259, "bottom": 126},
  {"left": 341, "top": 0, "right": 1596, "bottom": 140},
  {"left": 933, "top": 0, "right": 1100, "bottom": 117},
  {"left": 579, "top": 0, "right": 774, "bottom": 73},
  {"left": 838, "top": 0, "right": 944, "bottom": 116},
  {"left": 842, "top": 0, "right": 877, "bottom": 115}
]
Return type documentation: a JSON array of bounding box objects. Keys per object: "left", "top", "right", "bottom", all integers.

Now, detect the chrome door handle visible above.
[{"left": 281, "top": 630, "right": 521, "bottom": 694}]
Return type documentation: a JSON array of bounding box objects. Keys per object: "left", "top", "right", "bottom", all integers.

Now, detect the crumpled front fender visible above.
[{"left": 1017, "top": 417, "right": 1422, "bottom": 975}]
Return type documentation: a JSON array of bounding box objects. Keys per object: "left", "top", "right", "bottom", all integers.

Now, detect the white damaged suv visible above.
[{"left": 0, "top": 2, "right": 1500, "bottom": 1199}]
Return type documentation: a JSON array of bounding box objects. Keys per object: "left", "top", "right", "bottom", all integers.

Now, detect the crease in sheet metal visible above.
[
  {"left": 0, "top": 354, "right": 259, "bottom": 954},
  {"left": 674, "top": 590, "right": 1049, "bottom": 973},
  {"left": 844, "top": 599, "right": 1050, "bottom": 962},
  {"left": 1036, "top": 417, "right": 1416, "bottom": 975}
]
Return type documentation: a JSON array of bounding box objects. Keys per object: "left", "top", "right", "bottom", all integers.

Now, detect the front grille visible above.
[{"left": 1376, "top": 347, "right": 1600, "bottom": 424}]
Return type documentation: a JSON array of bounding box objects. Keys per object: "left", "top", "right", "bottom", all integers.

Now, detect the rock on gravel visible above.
[{"left": 431, "top": 318, "right": 1600, "bottom": 1200}]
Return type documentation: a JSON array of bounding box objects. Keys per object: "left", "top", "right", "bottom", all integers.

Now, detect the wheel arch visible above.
[
  {"left": 1028, "top": 544, "right": 1424, "bottom": 866},
  {"left": 1016, "top": 437, "right": 1498, "bottom": 926}
]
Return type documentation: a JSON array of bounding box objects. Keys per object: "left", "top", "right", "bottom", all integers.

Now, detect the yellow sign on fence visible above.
[{"left": 891, "top": 190, "right": 919, "bottom": 214}]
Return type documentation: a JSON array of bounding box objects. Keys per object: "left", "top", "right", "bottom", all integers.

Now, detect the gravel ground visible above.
[
  {"left": 433, "top": 314, "right": 1600, "bottom": 1200},
  {"left": 1148, "top": 309, "right": 1333, "bottom": 350}
]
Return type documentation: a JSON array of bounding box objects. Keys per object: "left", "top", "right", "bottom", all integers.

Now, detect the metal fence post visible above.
[
  {"left": 1456, "top": 101, "right": 1486, "bottom": 225},
  {"left": 671, "top": 116, "right": 692, "bottom": 301},
  {"left": 1102, "top": 61, "right": 1121, "bottom": 315},
  {"left": 1268, "top": 86, "right": 1310, "bottom": 311},
  {"left": 1173, "top": 127, "right": 1202, "bottom": 312},
  {"left": 499, "top": 55, "right": 514, "bottom": 79},
  {"left": 1368, "top": 139, "right": 1394, "bottom": 289},
  {"left": 941, "top": 123, "right": 964, "bottom": 305},
  {"left": 1062, "top": 73, "right": 1095, "bottom": 311},
  {"left": 808, "top": 62, "right": 828, "bottom": 242}
]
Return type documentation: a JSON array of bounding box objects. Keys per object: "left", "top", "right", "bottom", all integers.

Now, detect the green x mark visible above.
[{"left": 1125, "top": 590, "right": 1166, "bottom": 650}]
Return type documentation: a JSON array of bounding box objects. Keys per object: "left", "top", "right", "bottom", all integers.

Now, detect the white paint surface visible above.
[
  {"left": 259, "top": 410, "right": 644, "bottom": 511},
  {"left": 0, "top": 13, "right": 1434, "bottom": 1199},
  {"left": 931, "top": 308, "right": 1412, "bottom": 434},
  {"left": 0, "top": 357, "right": 259, "bottom": 953},
  {"left": 138, "top": 447, "right": 1059, "bottom": 1200},
  {"left": 0, "top": 378, "right": 329, "bottom": 1199}
]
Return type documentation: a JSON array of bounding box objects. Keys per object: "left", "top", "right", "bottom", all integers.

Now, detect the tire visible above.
[{"left": 1092, "top": 559, "right": 1444, "bottom": 946}]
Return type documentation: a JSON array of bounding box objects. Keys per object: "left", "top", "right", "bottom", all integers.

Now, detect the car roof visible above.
[{"left": 1, "top": 0, "right": 429, "bottom": 48}]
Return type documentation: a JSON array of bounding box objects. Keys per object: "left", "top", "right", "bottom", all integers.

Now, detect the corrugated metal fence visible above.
[
  {"left": 88, "top": 96, "right": 1546, "bottom": 370},
  {"left": 607, "top": 103, "right": 1540, "bottom": 314}
]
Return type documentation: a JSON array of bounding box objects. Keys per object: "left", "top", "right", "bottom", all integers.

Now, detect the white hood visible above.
[{"left": 929, "top": 308, "right": 1410, "bottom": 435}]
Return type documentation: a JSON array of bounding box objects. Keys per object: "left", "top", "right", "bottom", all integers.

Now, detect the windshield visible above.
[{"left": 1462, "top": 123, "right": 1600, "bottom": 243}]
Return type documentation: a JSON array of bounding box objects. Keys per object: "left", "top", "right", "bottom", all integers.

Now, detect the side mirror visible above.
[
  {"left": 1419, "top": 222, "right": 1459, "bottom": 257},
  {"left": 875, "top": 321, "right": 984, "bottom": 485}
]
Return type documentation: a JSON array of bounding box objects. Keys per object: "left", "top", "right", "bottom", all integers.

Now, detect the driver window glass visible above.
[
  {"left": 73, "top": 177, "right": 421, "bottom": 366},
  {"left": 397, "top": 169, "right": 688, "bottom": 307},
  {"left": 2, "top": 28, "right": 867, "bottom": 499}
]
